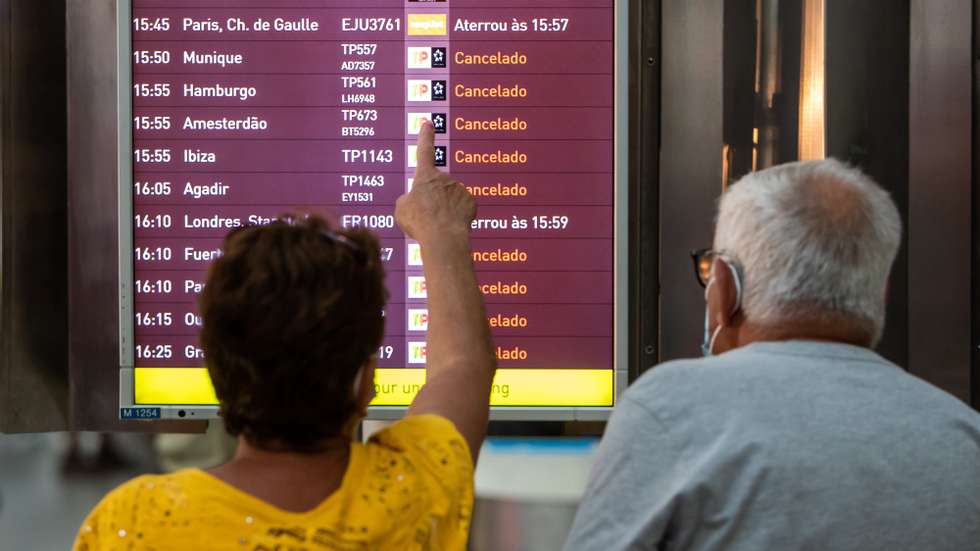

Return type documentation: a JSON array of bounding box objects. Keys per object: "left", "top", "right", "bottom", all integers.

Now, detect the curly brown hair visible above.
[{"left": 199, "top": 214, "right": 387, "bottom": 451}]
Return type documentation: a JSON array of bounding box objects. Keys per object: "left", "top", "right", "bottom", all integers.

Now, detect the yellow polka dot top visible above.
[{"left": 73, "top": 415, "right": 474, "bottom": 551}]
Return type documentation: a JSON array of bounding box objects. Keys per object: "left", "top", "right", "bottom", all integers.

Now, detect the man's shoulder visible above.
[
  {"left": 622, "top": 343, "right": 885, "bottom": 423},
  {"left": 627, "top": 341, "right": 901, "bottom": 400},
  {"left": 617, "top": 354, "right": 745, "bottom": 427},
  {"left": 627, "top": 354, "right": 741, "bottom": 399},
  {"left": 624, "top": 343, "right": 980, "bottom": 431}
]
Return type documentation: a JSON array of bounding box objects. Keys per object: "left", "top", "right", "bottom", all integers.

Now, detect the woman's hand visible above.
[{"left": 395, "top": 122, "right": 476, "bottom": 246}]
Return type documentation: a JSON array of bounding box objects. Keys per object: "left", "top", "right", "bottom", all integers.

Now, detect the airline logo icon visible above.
[
  {"left": 407, "top": 243, "right": 423, "bottom": 266},
  {"left": 407, "top": 113, "right": 426, "bottom": 134},
  {"left": 407, "top": 80, "right": 446, "bottom": 102},
  {"left": 408, "top": 276, "right": 428, "bottom": 298},
  {"left": 408, "top": 309, "right": 429, "bottom": 331},
  {"left": 408, "top": 47, "right": 447, "bottom": 69},
  {"left": 431, "top": 80, "right": 446, "bottom": 100},
  {"left": 407, "top": 80, "right": 431, "bottom": 102},
  {"left": 407, "top": 145, "right": 446, "bottom": 167},
  {"left": 431, "top": 113, "right": 447, "bottom": 132},
  {"left": 407, "top": 13, "right": 447, "bottom": 36},
  {"left": 408, "top": 342, "right": 428, "bottom": 364},
  {"left": 408, "top": 113, "right": 447, "bottom": 134}
]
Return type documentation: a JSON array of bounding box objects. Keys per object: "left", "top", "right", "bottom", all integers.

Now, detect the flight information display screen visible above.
[{"left": 122, "top": 0, "right": 625, "bottom": 417}]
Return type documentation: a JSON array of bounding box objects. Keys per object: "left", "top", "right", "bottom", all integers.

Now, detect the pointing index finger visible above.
[{"left": 414, "top": 121, "right": 438, "bottom": 180}]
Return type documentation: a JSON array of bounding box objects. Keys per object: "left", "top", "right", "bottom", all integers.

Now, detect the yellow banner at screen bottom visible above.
[{"left": 134, "top": 368, "right": 614, "bottom": 407}]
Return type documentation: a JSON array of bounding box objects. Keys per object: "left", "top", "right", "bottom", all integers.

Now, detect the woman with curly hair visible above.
[{"left": 74, "top": 122, "right": 496, "bottom": 550}]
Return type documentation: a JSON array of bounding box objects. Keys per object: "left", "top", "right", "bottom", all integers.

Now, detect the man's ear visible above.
[{"left": 710, "top": 257, "right": 738, "bottom": 328}]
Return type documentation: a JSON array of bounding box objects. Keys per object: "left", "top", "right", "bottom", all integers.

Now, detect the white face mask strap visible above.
[
  {"left": 728, "top": 260, "right": 743, "bottom": 314},
  {"left": 701, "top": 257, "right": 744, "bottom": 357},
  {"left": 708, "top": 323, "right": 724, "bottom": 355},
  {"left": 706, "top": 258, "right": 743, "bottom": 313}
]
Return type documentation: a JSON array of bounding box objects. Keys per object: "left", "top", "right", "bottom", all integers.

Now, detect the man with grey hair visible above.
[{"left": 564, "top": 160, "right": 980, "bottom": 551}]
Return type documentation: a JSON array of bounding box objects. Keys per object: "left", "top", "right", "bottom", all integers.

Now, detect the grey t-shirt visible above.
[{"left": 564, "top": 341, "right": 980, "bottom": 551}]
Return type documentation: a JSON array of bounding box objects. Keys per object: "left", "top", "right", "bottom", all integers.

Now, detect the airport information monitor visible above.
[{"left": 118, "top": 0, "right": 627, "bottom": 421}]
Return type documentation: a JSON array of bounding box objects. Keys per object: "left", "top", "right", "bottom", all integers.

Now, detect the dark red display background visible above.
[{"left": 131, "top": 0, "right": 614, "bottom": 374}]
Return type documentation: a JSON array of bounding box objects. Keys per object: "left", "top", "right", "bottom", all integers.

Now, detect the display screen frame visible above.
[{"left": 117, "top": 0, "right": 629, "bottom": 422}]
